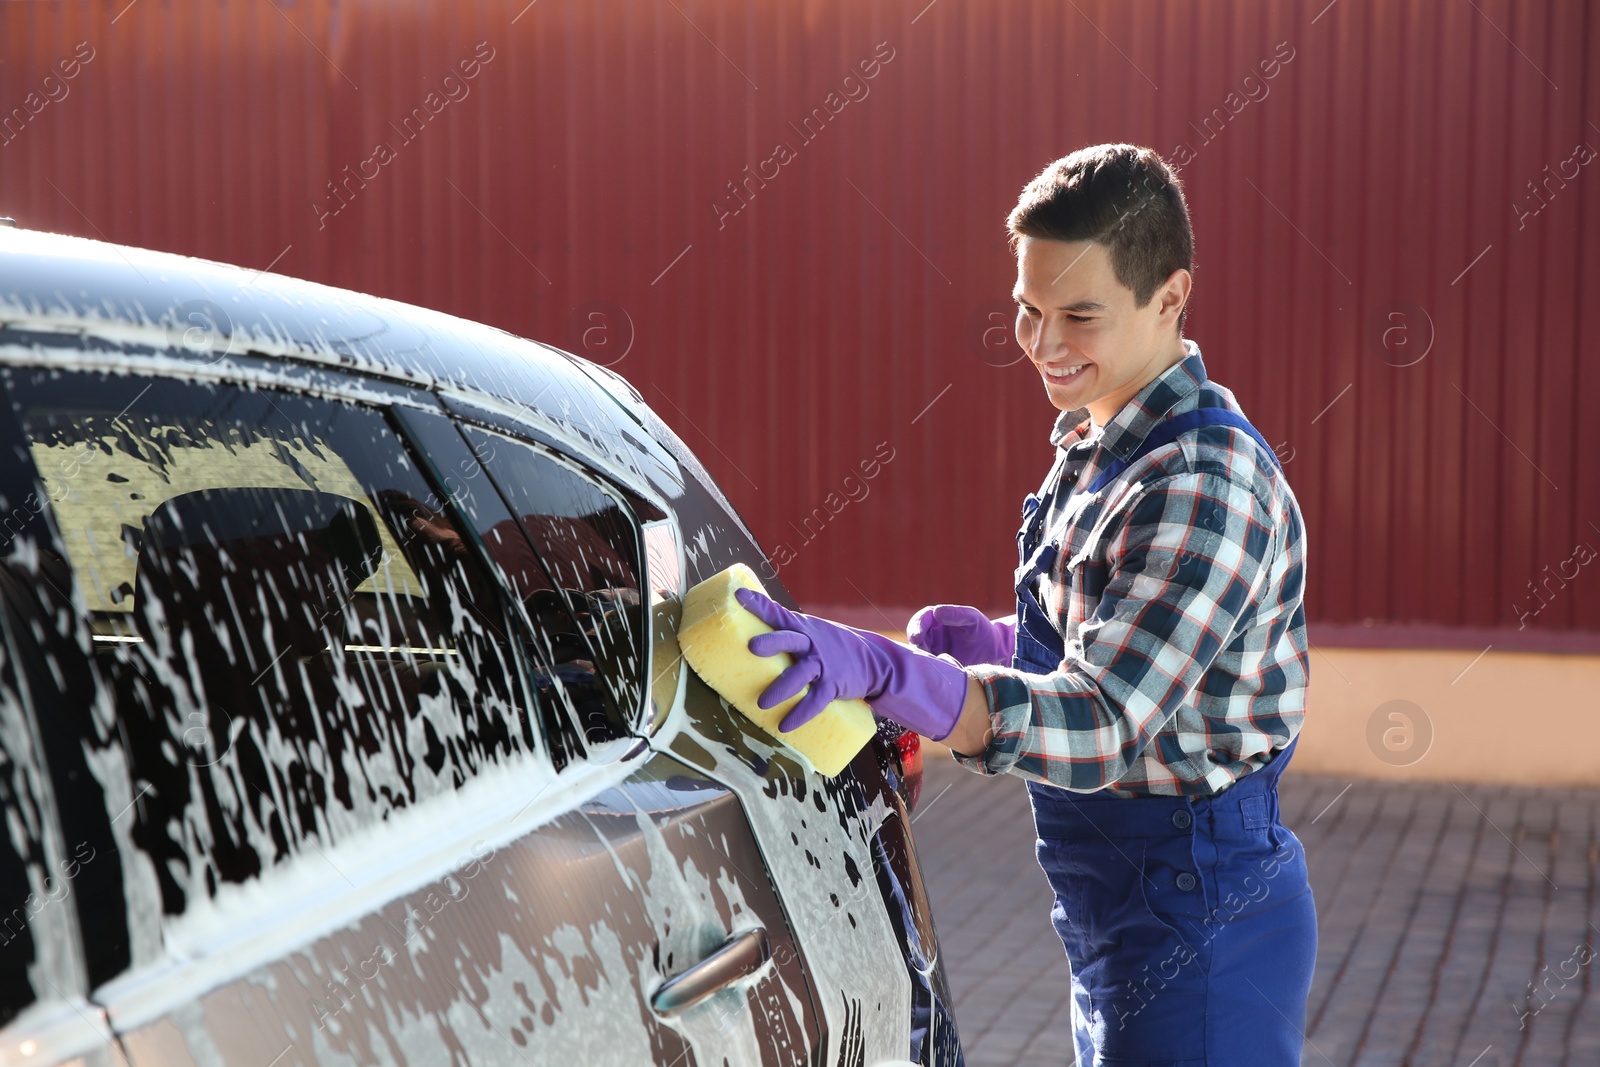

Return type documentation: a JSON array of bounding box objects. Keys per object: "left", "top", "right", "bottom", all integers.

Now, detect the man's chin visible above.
[{"left": 1043, "top": 381, "right": 1099, "bottom": 413}]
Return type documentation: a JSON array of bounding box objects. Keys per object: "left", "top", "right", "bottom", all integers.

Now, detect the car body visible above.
[{"left": 0, "top": 227, "right": 962, "bottom": 1066}]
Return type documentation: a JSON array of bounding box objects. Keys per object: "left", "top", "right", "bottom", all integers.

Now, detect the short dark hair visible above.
[{"left": 1007, "top": 144, "right": 1195, "bottom": 332}]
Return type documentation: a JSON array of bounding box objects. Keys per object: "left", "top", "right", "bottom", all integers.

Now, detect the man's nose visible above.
[{"left": 1028, "top": 316, "right": 1066, "bottom": 360}]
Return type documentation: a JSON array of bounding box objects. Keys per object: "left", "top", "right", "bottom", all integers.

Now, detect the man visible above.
[{"left": 737, "top": 143, "right": 1315, "bottom": 1065}]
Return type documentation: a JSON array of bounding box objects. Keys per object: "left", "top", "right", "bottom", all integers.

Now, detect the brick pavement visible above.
[{"left": 911, "top": 752, "right": 1600, "bottom": 1066}]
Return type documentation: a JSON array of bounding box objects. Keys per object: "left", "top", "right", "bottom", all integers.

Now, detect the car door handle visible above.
[{"left": 650, "top": 926, "right": 771, "bottom": 1016}]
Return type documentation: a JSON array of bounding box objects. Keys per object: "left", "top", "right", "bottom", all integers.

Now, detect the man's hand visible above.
[
  {"left": 734, "top": 587, "right": 970, "bottom": 740},
  {"left": 907, "top": 605, "right": 1017, "bottom": 667}
]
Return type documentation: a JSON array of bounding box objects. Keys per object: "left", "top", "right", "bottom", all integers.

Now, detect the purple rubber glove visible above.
[
  {"left": 906, "top": 605, "right": 1017, "bottom": 667},
  {"left": 733, "top": 587, "right": 970, "bottom": 740}
]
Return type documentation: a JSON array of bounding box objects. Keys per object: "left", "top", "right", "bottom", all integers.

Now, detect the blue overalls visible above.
[{"left": 1014, "top": 408, "right": 1317, "bottom": 1066}]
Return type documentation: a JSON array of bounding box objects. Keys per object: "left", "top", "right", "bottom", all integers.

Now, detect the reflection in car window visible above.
[
  {"left": 459, "top": 426, "right": 646, "bottom": 759},
  {"left": 2, "top": 371, "right": 537, "bottom": 940}
]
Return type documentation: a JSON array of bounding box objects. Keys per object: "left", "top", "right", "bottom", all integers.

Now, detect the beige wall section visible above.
[
  {"left": 899, "top": 636, "right": 1600, "bottom": 786},
  {"left": 1294, "top": 647, "right": 1600, "bottom": 787}
]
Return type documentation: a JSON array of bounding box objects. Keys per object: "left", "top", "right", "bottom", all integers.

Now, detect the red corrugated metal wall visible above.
[{"left": 3, "top": 0, "right": 1597, "bottom": 644}]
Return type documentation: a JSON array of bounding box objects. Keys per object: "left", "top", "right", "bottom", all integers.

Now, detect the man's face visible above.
[{"left": 1012, "top": 236, "right": 1189, "bottom": 425}]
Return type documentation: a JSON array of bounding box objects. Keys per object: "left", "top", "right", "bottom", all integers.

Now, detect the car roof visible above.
[
  {"left": 0, "top": 226, "right": 606, "bottom": 396},
  {"left": 0, "top": 225, "right": 672, "bottom": 494}
]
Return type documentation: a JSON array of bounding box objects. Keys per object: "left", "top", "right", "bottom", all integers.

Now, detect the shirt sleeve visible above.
[{"left": 951, "top": 471, "right": 1279, "bottom": 791}]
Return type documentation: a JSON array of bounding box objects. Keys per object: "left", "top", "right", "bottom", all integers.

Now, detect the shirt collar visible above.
[{"left": 1049, "top": 338, "right": 1209, "bottom": 457}]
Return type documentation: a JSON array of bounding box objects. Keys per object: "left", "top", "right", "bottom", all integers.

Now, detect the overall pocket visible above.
[{"left": 1034, "top": 836, "right": 1087, "bottom": 954}]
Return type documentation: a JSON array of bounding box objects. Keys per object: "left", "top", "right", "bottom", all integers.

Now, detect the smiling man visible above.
[{"left": 735, "top": 143, "right": 1315, "bottom": 1064}]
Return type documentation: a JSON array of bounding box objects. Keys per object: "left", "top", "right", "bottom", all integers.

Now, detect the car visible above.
[{"left": 0, "top": 225, "right": 963, "bottom": 1067}]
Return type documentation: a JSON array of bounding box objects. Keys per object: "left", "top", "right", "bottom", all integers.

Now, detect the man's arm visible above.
[{"left": 942, "top": 471, "right": 1282, "bottom": 791}]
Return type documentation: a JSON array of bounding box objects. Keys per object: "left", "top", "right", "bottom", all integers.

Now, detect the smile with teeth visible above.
[{"left": 1044, "top": 362, "right": 1089, "bottom": 380}]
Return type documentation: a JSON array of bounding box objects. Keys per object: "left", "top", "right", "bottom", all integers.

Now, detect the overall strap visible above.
[
  {"left": 1084, "top": 407, "right": 1282, "bottom": 495},
  {"left": 1020, "top": 449, "right": 1072, "bottom": 549}
]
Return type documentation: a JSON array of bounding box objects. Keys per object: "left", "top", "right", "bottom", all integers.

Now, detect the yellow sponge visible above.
[{"left": 679, "top": 563, "right": 876, "bottom": 777}]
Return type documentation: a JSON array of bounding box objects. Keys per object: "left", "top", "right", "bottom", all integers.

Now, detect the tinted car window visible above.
[
  {"left": 1, "top": 370, "right": 537, "bottom": 927},
  {"left": 459, "top": 425, "right": 646, "bottom": 739},
  {"left": 390, "top": 411, "right": 639, "bottom": 770}
]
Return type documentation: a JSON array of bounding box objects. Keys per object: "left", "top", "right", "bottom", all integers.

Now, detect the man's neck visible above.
[{"left": 1086, "top": 334, "right": 1188, "bottom": 429}]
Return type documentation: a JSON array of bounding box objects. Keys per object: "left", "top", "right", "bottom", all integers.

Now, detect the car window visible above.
[
  {"left": 459, "top": 425, "right": 645, "bottom": 721},
  {"left": 389, "top": 411, "right": 643, "bottom": 771},
  {"left": 0, "top": 370, "right": 540, "bottom": 939}
]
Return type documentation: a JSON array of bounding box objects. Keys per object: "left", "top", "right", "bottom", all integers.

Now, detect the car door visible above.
[
  {"left": 0, "top": 359, "right": 822, "bottom": 1066},
  {"left": 415, "top": 403, "right": 828, "bottom": 1063}
]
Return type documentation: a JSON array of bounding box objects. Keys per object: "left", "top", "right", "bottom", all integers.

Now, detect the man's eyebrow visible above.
[{"left": 1012, "top": 292, "right": 1109, "bottom": 313}]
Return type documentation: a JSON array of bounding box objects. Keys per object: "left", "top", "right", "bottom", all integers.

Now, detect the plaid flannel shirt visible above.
[{"left": 954, "top": 340, "right": 1309, "bottom": 797}]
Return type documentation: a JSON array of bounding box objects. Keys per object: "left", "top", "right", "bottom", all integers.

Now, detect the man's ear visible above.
[{"left": 1157, "top": 268, "right": 1192, "bottom": 329}]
